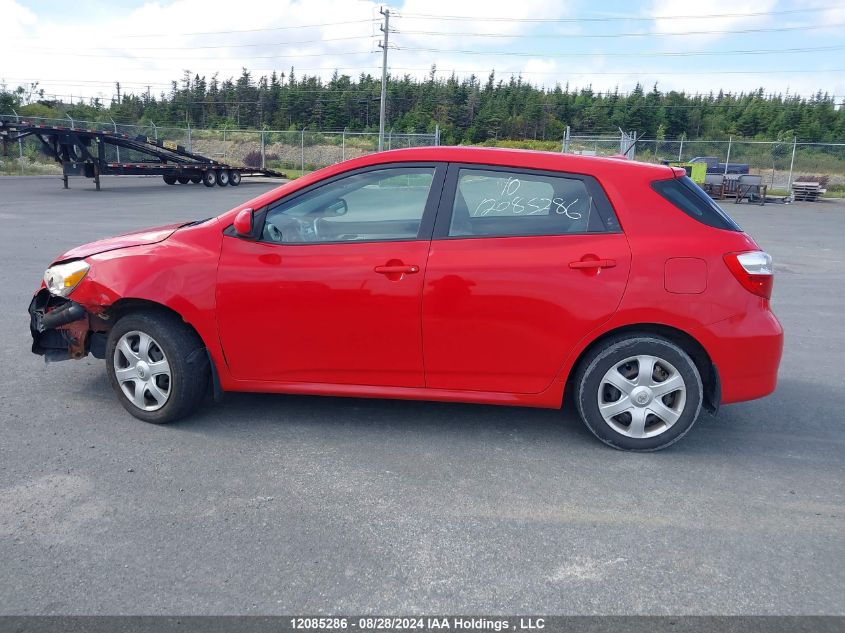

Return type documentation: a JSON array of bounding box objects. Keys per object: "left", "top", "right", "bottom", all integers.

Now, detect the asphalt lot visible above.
[{"left": 0, "top": 175, "right": 843, "bottom": 615}]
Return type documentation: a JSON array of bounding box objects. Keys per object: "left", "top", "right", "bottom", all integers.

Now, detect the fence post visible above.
[
  {"left": 388, "top": 130, "right": 392, "bottom": 150},
  {"left": 787, "top": 136, "right": 797, "bottom": 196},
  {"left": 562, "top": 125, "right": 570, "bottom": 153},
  {"left": 11, "top": 108, "right": 24, "bottom": 174},
  {"left": 724, "top": 135, "right": 732, "bottom": 177},
  {"left": 261, "top": 128, "right": 266, "bottom": 169},
  {"left": 678, "top": 134, "right": 684, "bottom": 162},
  {"left": 151, "top": 122, "right": 157, "bottom": 141},
  {"left": 434, "top": 123, "right": 440, "bottom": 146},
  {"left": 187, "top": 124, "right": 192, "bottom": 153},
  {"left": 66, "top": 113, "right": 74, "bottom": 129},
  {"left": 301, "top": 128, "right": 305, "bottom": 172},
  {"left": 341, "top": 128, "right": 346, "bottom": 161},
  {"left": 110, "top": 117, "right": 120, "bottom": 163}
]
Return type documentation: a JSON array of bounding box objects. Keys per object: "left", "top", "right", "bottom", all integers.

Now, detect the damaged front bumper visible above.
[{"left": 29, "top": 289, "right": 107, "bottom": 361}]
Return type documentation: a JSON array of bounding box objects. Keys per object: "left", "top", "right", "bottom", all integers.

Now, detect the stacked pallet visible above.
[{"left": 792, "top": 182, "right": 824, "bottom": 202}]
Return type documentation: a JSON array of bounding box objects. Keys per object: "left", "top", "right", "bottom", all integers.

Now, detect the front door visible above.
[
  {"left": 216, "top": 164, "right": 444, "bottom": 387},
  {"left": 422, "top": 164, "right": 631, "bottom": 394}
]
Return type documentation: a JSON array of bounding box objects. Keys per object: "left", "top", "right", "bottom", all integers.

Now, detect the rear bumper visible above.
[
  {"left": 696, "top": 303, "right": 783, "bottom": 405},
  {"left": 29, "top": 289, "right": 106, "bottom": 361}
]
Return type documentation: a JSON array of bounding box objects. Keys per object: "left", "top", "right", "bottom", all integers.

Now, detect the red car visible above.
[{"left": 29, "top": 147, "right": 783, "bottom": 450}]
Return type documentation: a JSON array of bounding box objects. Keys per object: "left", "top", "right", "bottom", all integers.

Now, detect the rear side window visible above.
[
  {"left": 652, "top": 176, "right": 741, "bottom": 231},
  {"left": 446, "top": 168, "right": 619, "bottom": 238}
]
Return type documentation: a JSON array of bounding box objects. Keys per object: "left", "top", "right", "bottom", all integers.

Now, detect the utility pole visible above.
[
  {"left": 115, "top": 81, "right": 121, "bottom": 104},
  {"left": 378, "top": 7, "right": 390, "bottom": 151}
]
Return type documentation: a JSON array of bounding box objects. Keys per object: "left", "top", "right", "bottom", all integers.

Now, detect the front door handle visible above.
[
  {"left": 374, "top": 264, "right": 420, "bottom": 274},
  {"left": 569, "top": 259, "right": 617, "bottom": 270}
]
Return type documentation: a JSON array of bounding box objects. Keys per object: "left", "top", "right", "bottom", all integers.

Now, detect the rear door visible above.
[{"left": 422, "top": 164, "right": 631, "bottom": 394}]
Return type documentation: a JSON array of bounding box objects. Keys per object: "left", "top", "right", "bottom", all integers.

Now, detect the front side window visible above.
[
  {"left": 448, "top": 168, "right": 613, "bottom": 237},
  {"left": 263, "top": 166, "right": 436, "bottom": 243}
]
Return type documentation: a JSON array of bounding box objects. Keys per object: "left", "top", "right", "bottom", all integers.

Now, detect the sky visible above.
[{"left": 1, "top": 0, "right": 844, "bottom": 105}]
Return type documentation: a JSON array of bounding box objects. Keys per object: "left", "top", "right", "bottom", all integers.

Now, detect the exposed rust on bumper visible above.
[{"left": 29, "top": 289, "right": 108, "bottom": 361}]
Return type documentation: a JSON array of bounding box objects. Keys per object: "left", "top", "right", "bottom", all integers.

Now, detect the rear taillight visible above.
[{"left": 724, "top": 251, "right": 774, "bottom": 299}]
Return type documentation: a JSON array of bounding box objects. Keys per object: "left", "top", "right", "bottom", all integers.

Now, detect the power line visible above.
[
  {"left": 18, "top": 49, "right": 378, "bottom": 60},
  {"left": 12, "top": 35, "right": 377, "bottom": 52},
  {"left": 396, "top": 44, "right": 845, "bottom": 58},
  {"left": 394, "top": 22, "right": 845, "bottom": 39},
  {"left": 4, "top": 18, "right": 378, "bottom": 40},
  {"left": 397, "top": 6, "right": 839, "bottom": 22}
]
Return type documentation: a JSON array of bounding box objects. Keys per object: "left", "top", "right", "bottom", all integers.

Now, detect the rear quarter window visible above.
[{"left": 652, "top": 176, "right": 741, "bottom": 231}]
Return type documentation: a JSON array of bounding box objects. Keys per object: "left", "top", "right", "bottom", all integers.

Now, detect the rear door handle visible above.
[
  {"left": 569, "top": 259, "right": 617, "bottom": 269},
  {"left": 374, "top": 264, "right": 420, "bottom": 274}
]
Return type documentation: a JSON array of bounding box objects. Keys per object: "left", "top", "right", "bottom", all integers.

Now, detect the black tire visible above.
[
  {"left": 215, "top": 169, "right": 230, "bottom": 186},
  {"left": 163, "top": 175, "right": 177, "bottom": 185},
  {"left": 574, "top": 335, "right": 703, "bottom": 451},
  {"left": 229, "top": 170, "right": 241, "bottom": 186},
  {"left": 106, "top": 311, "right": 209, "bottom": 424},
  {"left": 189, "top": 174, "right": 202, "bottom": 184},
  {"left": 177, "top": 176, "right": 190, "bottom": 184},
  {"left": 202, "top": 170, "right": 217, "bottom": 187}
]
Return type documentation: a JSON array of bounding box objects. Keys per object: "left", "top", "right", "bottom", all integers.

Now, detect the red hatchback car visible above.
[{"left": 29, "top": 147, "right": 783, "bottom": 450}]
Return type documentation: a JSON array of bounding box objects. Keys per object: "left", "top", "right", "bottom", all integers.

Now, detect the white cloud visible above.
[
  {"left": 0, "top": 0, "right": 36, "bottom": 36},
  {"left": 0, "top": 0, "right": 841, "bottom": 110},
  {"left": 647, "top": 0, "right": 778, "bottom": 46}
]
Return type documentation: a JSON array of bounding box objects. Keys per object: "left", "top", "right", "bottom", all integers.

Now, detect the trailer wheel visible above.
[
  {"left": 202, "top": 170, "right": 217, "bottom": 187},
  {"left": 229, "top": 170, "right": 241, "bottom": 186},
  {"left": 163, "top": 175, "right": 177, "bottom": 185},
  {"left": 189, "top": 174, "right": 202, "bottom": 184},
  {"left": 215, "top": 169, "right": 230, "bottom": 187},
  {"left": 177, "top": 176, "right": 190, "bottom": 185}
]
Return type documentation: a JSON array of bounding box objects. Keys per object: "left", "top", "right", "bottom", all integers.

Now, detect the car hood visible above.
[{"left": 54, "top": 222, "right": 185, "bottom": 263}]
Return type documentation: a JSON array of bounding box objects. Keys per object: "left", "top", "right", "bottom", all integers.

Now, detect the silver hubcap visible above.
[
  {"left": 597, "top": 354, "right": 686, "bottom": 438},
  {"left": 113, "top": 331, "right": 172, "bottom": 411}
]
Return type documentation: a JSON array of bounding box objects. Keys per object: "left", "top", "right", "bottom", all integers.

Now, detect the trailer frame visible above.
[{"left": 1, "top": 116, "right": 285, "bottom": 190}]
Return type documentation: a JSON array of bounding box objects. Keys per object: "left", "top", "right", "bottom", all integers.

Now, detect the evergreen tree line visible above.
[{"left": 3, "top": 67, "right": 844, "bottom": 143}]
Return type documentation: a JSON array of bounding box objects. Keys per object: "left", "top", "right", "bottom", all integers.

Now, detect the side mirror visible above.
[{"left": 233, "top": 208, "right": 254, "bottom": 237}]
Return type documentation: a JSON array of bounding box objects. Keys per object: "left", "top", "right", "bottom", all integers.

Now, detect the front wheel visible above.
[
  {"left": 215, "top": 169, "right": 230, "bottom": 186},
  {"left": 574, "top": 335, "right": 703, "bottom": 451},
  {"left": 106, "top": 311, "right": 209, "bottom": 424},
  {"left": 202, "top": 170, "right": 217, "bottom": 187},
  {"left": 228, "top": 170, "right": 241, "bottom": 186}
]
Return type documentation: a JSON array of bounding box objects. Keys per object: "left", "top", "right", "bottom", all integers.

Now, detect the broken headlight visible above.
[{"left": 44, "top": 260, "right": 90, "bottom": 297}]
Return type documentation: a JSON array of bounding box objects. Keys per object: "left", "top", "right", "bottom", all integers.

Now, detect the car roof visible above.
[
  {"left": 357, "top": 146, "right": 677, "bottom": 178},
  {"left": 223, "top": 146, "right": 679, "bottom": 221}
]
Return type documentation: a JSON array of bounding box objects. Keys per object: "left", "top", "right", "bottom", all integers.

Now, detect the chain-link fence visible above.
[
  {"left": 0, "top": 113, "right": 438, "bottom": 176},
  {"left": 560, "top": 128, "right": 845, "bottom": 196},
  {"left": 3, "top": 113, "right": 844, "bottom": 196}
]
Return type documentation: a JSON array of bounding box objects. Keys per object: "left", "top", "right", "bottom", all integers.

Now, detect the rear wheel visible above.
[
  {"left": 574, "top": 335, "right": 703, "bottom": 451},
  {"left": 229, "top": 170, "right": 241, "bottom": 186},
  {"left": 189, "top": 174, "right": 202, "bottom": 184},
  {"left": 215, "top": 169, "right": 230, "bottom": 186},
  {"left": 106, "top": 311, "right": 209, "bottom": 424},
  {"left": 177, "top": 176, "right": 190, "bottom": 184},
  {"left": 162, "top": 175, "right": 177, "bottom": 185},
  {"left": 202, "top": 170, "right": 217, "bottom": 187}
]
